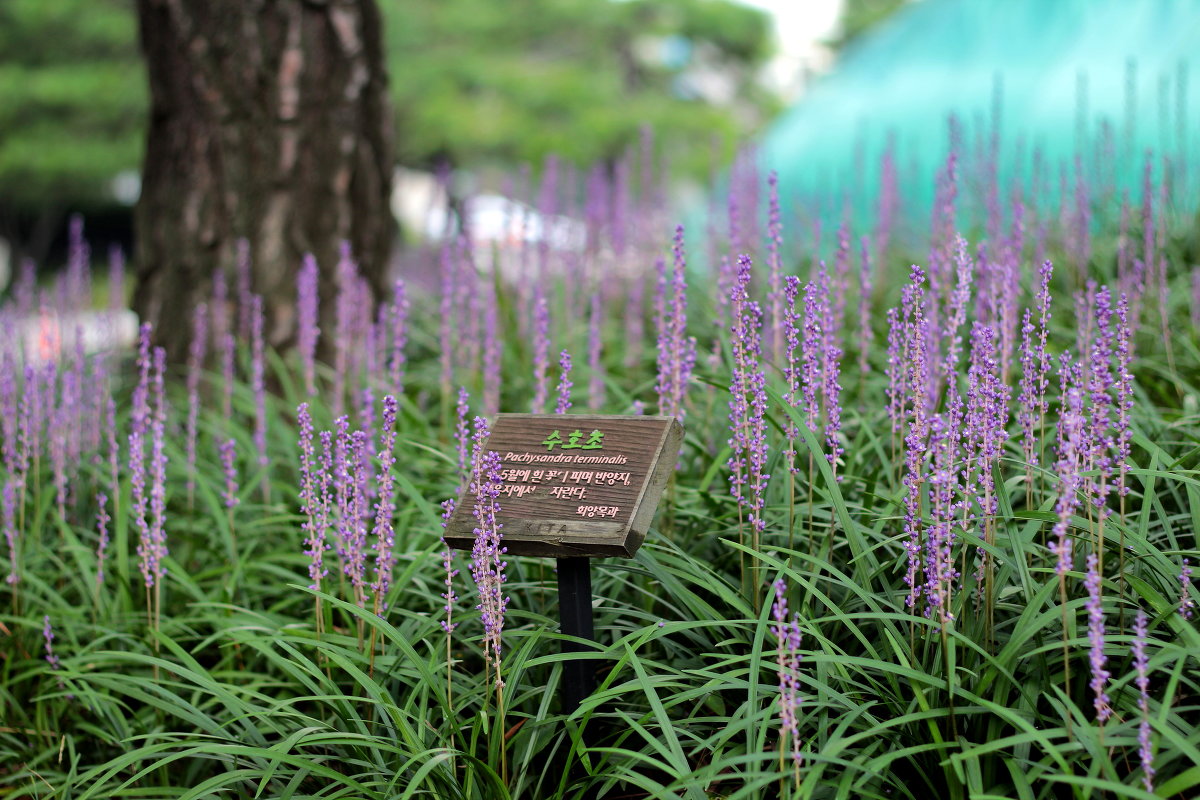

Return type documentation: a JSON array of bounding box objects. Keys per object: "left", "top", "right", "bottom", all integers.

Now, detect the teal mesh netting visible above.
[{"left": 756, "top": 0, "right": 1200, "bottom": 232}]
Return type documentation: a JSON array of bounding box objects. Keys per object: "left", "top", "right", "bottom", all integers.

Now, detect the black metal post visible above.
[{"left": 556, "top": 556, "right": 596, "bottom": 714}]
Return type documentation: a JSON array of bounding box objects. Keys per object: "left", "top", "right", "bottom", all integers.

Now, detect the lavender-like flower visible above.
[
  {"left": 1084, "top": 553, "right": 1111, "bottom": 722},
  {"left": 0, "top": 353, "right": 17, "bottom": 478},
  {"left": 483, "top": 283, "right": 500, "bottom": 417},
  {"left": 1025, "top": 261, "right": 1054, "bottom": 467},
  {"left": 1113, "top": 294, "right": 1134, "bottom": 503},
  {"left": 766, "top": 171, "right": 785, "bottom": 360},
  {"left": 370, "top": 396, "right": 399, "bottom": 614},
  {"left": 885, "top": 306, "right": 904, "bottom": 437},
  {"left": 144, "top": 348, "right": 169, "bottom": 587},
  {"left": 186, "top": 302, "right": 208, "bottom": 505},
  {"left": 335, "top": 244, "right": 359, "bottom": 419},
  {"left": 781, "top": 276, "right": 802, "bottom": 474},
  {"left": 250, "top": 295, "right": 269, "bottom": 475},
  {"left": 346, "top": 430, "right": 371, "bottom": 608},
  {"left": 655, "top": 227, "right": 695, "bottom": 422},
  {"left": 857, "top": 236, "right": 873, "bottom": 378},
  {"left": 440, "top": 499, "right": 459, "bottom": 634},
  {"left": 297, "top": 254, "right": 320, "bottom": 396},
  {"left": 587, "top": 291, "right": 605, "bottom": 411},
  {"left": 800, "top": 276, "right": 824, "bottom": 434},
  {"left": 236, "top": 238, "right": 254, "bottom": 339},
  {"left": 727, "top": 255, "right": 770, "bottom": 540},
  {"left": 2, "top": 480, "right": 16, "bottom": 586},
  {"left": 555, "top": 349, "right": 573, "bottom": 415},
  {"left": 43, "top": 614, "right": 61, "bottom": 672},
  {"left": 469, "top": 417, "right": 507, "bottom": 688},
  {"left": 94, "top": 494, "right": 110, "bottom": 586},
  {"left": 221, "top": 331, "right": 236, "bottom": 424},
  {"left": 220, "top": 438, "right": 239, "bottom": 510},
  {"left": 1131, "top": 609, "right": 1155, "bottom": 792},
  {"left": 1181, "top": 559, "right": 1195, "bottom": 620},
  {"left": 531, "top": 291, "right": 550, "bottom": 414},
  {"left": 297, "top": 404, "right": 328, "bottom": 592},
  {"left": 771, "top": 579, "right": 803, "bottom": 768},
  {"left": 1050, "top": 365, "right": 1087, "bottom": 579},
  {"left": 900, "top": 267, "right": 931, "bottom": 608},
  {"left": 129, "top": 325, "right": 152, "bottom": 587},
  {"left": 819, "top": 265, "right": 844, "bottom": 476},
  {"left": 1084, "top": 286, "right": 1115, "bottom": 519},
  {"left": 385, "top": 279, "right": 407, "bottom": 398}
]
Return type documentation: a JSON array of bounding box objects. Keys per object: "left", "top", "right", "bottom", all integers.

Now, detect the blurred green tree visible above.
[
  {"left": 386, "top": 0, "right": 777, "bottom": 175},
  {"left": 0, "top": 0, "right": 775, "bottom": 272},
  {"left": 0, "top": 0, "right": 145, "bottom": 262}
]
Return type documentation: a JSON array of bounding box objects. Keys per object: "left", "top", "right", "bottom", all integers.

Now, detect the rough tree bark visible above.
[{"left": 133, "top": 0, "right": 393, "bottom": 361}]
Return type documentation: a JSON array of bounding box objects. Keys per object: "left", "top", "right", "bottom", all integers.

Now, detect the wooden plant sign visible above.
[{"left": 444, "top": 413, "right": 684, "bottom": 558}]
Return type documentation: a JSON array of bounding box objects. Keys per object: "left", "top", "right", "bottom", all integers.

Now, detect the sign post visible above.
[{"left": 445, "top": 413, "right": 684, "bottom": 713}]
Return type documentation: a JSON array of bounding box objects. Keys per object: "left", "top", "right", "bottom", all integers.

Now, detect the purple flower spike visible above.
[
  {"left": 1049, "top": 367, "right": 1086, "bottom": 579},
  {"left": 1084, "top": 553, "right": 1111, "bottom": 723},
  {"left": 145, "top": 347, "right": 169, "bottom": 587},
  {"left": 587, "top": 291, "right": 605, "bottom": 411},
  {"left": 43, "top": 615, "right": 61, "bottom": 672},
  {"left": 130, "top": 325, "right": 153, "bottom": 588},
  {"left": 555, "top": 349, "right": 573, "bottom": 415},
  {"left": 440, "top": 499, "right": 459, "bottom": 635},
  {"left": 469, "top": 417, "right": 507, "bottom": 688},
  {"left": 251, "top": 294, "right": 268, "bottom": 472},
  {"left": 298, "top": 254, "right": 320, "bottom": 397},
  {"left": 781, "top": 276, "right": 802, "bottom": 473},
  {"left": 532, "top": 291, "right": 550, "bottom": 414},
  {"left": 371, "top": 396, "right": 399, "bottom": 614},
  {"left": 655, "top": 227, "right": 695, "bottom": 423},
  {"left": 766, "top": 172, "right": 784, "bottom": 360},
  {"left": 220, "top": 438, "right": 239, "bottom": 510},
  {"left": 2, "top": 480, "right": 17, "bottom": 586},
  {"left": 771, "top": 579, "right": 803, "bottom": 767},
  {"left": 186, "top": 303, "right": 208, "bottom": 504},
  {"left": 389, "top": 279, "right": 409, "bottom": 398},
  {"left": 297, "top": 404, "right": 328, "bottom": 592},
  {"left": 727, "top": 255, "right": 770, "bottom": 539},
  {"left": 1131, "top": 609, "right": 1155, "bottom": 792}
]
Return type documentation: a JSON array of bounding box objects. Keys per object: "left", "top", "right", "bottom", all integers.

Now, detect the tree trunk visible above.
[{"left": 133, "top": 0, "right": 393, "bottom": 361}]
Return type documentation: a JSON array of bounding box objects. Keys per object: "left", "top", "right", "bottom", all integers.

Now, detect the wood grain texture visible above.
[{"left": 444, "top": 413, "right": 683, "bottom": 558}]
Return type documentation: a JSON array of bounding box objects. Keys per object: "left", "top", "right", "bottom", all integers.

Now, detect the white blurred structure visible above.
[{"left": 7, "top": 309, "right": 139, "bottom": 366}]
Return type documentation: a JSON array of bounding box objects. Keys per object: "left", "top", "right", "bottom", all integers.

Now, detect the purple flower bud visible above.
[
  {"left": 220, "top": 438, "right": 239, "bottom": 511},
  {"left": 186, "top": 302, "right": 208, "bottom": 504},
  {"left": 440, "top": 499, "right": 459, "bottom": 634},
  {"left": 297, "top": 254, "right": 321, "bottom": 397},
  {"left": 771, "top": 579, "right": 803, "bottom": 767},
  {"left": 371, "top": 396, "right": 399, "bottom": 613},
  {"left": 2, "top": 480, "right": 16, "bottom": 586},
  {"left": 43, "top": 614, "right": 60, "bottom": 672},
  {"left": 469, "top": 417, "right": 507, "bottom": 688},
  {"left": 587, "top": 291, "right": 605, "bottom": 411},
  {"left": 727, "top": 255, "right": 770, "bottom": 538},
  {"left": 250, "top": 295, "right": 269, "bottom": 475},
  {"left": 532, "top": 291, "right": 550, "bottom": 414},
  {"left": 1131, "top": 609, "right": 1155, "bottom": 792},
  {"left": 1084, "top": 553, "right": 1111, "bottom": 723},
  {"left": 555, "top": 349, "right": 573, "bottom": 415}
]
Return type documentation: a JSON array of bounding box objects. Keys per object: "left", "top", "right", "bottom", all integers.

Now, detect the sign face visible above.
[{"left": 444, "top": 414, "right": 684, "bottom": 558}]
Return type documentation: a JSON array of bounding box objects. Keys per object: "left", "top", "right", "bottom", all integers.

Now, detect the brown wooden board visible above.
[{"left": 444, "top": 414, "right": 684, "bottom": 558}]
